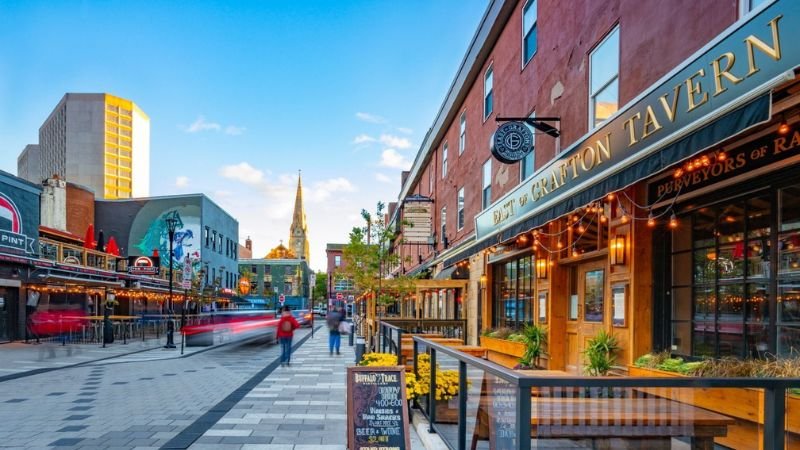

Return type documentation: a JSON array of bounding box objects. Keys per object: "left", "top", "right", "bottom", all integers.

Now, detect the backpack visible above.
[{"left": 281, "top": 318, "right": 292, "bottom": 333}]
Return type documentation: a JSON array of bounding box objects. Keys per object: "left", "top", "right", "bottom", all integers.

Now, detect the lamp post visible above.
[{"left": 164, "top": 216, "right": 178, "bottom": 349}]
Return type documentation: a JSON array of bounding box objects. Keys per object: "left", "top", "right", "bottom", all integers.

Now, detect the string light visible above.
[
  {"left": 647, "top": 213, "right": 655, "bottom": 227},
  {"left": 669, "top": 212, "right": 679, "bottom": 229},
  {"left": 778, "top": 119, "right": 791, "bottom": 135},
  {"left": 607, "top": 192, "right": 616, "bottom": 201}
]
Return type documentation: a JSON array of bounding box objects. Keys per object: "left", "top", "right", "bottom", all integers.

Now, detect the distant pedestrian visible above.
[
  {"left": 277, "top": 306, "right": 300, "bottom": 366},
  {"left": 326, "top": 307, "right": 343, "bottom": 355}
]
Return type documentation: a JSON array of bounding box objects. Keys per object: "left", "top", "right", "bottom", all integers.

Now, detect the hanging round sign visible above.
[{"left": 490, "top": 121, "right": 534, "bottom": 164}]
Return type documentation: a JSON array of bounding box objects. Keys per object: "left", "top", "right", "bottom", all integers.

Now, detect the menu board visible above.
[
  {"left": 347, "top": 366, "right": 410, "bottom": 450},
  {"left": 487, "top": 376, "right": 517, "bottom": 450}
]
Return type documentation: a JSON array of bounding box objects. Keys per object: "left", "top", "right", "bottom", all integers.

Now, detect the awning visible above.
[{"left": 445, "top": 93, "right": 771, "bottom": 267}]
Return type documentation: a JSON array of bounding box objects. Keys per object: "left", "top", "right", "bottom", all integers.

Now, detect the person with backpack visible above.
[
  {"left": 326, "top": 307, "right": 342, "bottom": 355},
  {"left": 277, "top": 306, "right": 300, "bottom": 366}
]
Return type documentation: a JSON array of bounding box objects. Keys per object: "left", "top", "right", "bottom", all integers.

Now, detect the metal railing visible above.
[
  {"left": 377, "top": 319, "right": 467, "bottom": 365},
  {"left": 412, "top": 336, "right": 800, "bottom": 450}
]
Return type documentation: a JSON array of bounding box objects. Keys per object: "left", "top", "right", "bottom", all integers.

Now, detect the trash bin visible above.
[{"left": 355, "top": 336, "right": 365, "bottom": 364}]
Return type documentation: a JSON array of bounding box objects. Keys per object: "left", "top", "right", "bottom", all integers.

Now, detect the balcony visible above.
[{"left": 39, "top": 237, "right": 118, "bottom": 272}]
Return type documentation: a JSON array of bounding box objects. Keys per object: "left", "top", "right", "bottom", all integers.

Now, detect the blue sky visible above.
[{"left": 0, "top": 1, "right": 487, "bottom": 270}]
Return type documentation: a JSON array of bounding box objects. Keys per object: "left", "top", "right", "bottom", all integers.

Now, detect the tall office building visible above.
[{"left": 18, "top": 93, "right": 150, "bottom": 199}]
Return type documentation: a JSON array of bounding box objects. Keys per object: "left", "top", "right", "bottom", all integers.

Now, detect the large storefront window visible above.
[
  {"left": 670, "top": 183, "right": 800, "bottom": 358},
  {"left": 492, "top": 255, "right": 533, "bottom": 329}
]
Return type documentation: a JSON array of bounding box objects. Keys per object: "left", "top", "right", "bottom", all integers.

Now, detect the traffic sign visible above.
[
  {"left": 279, "top": 294, "right": 286, "bottom": 305},
  {"left": 336, "top": 292, "right": 343, "bottom": 300}
]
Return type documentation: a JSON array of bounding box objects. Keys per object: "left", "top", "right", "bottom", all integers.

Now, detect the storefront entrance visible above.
[
  {"left": 566, "top": 260, "right": 607, "bottom": 373},
  {"left": 0, "top": 287, "right": 18, "bottom": 342}
]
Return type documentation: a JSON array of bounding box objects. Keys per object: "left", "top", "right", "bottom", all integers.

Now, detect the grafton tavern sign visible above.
[
  {"left": 475, "top": 1, "right": 798, "bottom": 239},
  {"left": 491, "top": 121, "right": 534, "bottom": 163}
]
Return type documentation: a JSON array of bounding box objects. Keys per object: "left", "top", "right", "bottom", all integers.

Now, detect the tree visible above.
[
  {"left": 313, "top": 270, "right": 327, "bottom": 301},
  {"left": 339, "top": 202, "right": 415, "bottom": 313}
]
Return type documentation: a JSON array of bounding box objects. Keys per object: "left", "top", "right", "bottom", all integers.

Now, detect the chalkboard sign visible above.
[
  {"left": 347, "top": 366, "right": 410, "bottom": 450},
  {"left": 487, "top": 376, "right": 517, "bottom": 450}
]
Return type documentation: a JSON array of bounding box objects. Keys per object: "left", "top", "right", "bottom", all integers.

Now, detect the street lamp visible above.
[{"left": 164, "top": 216, "right": 179, "bottom": 349}]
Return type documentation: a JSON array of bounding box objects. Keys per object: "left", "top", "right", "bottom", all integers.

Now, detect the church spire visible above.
[{"left": 288, "top": 171, "right": 310, "bottom": 262}]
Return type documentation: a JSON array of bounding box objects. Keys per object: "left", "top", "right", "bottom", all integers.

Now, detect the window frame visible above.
[
  {"left": 459, "top": 111, "right": 466, "bottom": 155},
  {"left": 457, "top": 187, "right": 465, "bottom": 231},
  {"left": 522, "top": 0, "right": 538, "bottom": 67},
  {"left": 442, "top": 141, "right": 449, "bottom": 179},
  {"left": 440, "top": 206, "right": 447, "bottom": 247},
  {"left": 739, "top": 0, "right": 768, "bottom": 17},
  {"left": 482, "top": 159, "right": 492, "bottom": 210},
  {"left": 484, "top": 65, "right": 494, "bottom": 120},
  {"left": 588, "top": 25, "right": 620, "bottom": 130}
]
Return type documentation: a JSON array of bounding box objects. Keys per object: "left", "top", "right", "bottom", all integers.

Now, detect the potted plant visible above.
[
  {"left": 583, "top": 329, "right": 619, "bottom": 376},
  {"left": 514, "top": 324, "right": 547, "bottom": 369}
]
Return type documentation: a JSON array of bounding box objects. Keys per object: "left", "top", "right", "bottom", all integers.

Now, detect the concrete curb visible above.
[{"left": 411, "top": 409, "right": 450, "bottom": 450}]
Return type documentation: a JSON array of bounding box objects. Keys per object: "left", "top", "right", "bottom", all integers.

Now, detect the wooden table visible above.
[{"left": 468, "top": 374, "right": 734, "bottom": 450}]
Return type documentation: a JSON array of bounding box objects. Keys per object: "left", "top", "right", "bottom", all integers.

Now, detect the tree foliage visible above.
[{"left": 338, "top": 202, "right": 415, "bottom": 303}]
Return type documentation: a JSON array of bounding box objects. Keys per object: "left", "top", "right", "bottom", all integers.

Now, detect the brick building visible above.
[{"left": 390, "top": 0, "right": 800, "bottom": 374}]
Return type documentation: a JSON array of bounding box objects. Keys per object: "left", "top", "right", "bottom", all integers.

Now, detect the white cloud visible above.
[
  {"left": 355, "top": 112, "right": 387, "bottom": 124},
  {"left": 379, "top": 149, "right": 411, "bottom": 170},
  {"left": 353, "top": 134, "right": 376, "bottom": 144},
  {"left": 375, "top": 173, "right": 393, "bottom": 184},
  {"left": 379, "top": 134, "right": 412, "bottom": 149},
  {"left": 396, "top": 127, "right": 413, "bottom": 134},
  {"left": 219, "top": 162, "right": 264, "bottom": 185},
  {"left": 224, "top": 125, "right": 246, "bottom": 136},
  {"left": 308, "top": 177, "right": 357, "bottom": 203},
  {"left": 183, "top": 116, "right": 244, "bottom": 135},
  {"left": 185, "top": 116, "right": 221, "bottom": 133},
  {"left": 174, "top": 176, "right": 189, "bottom": 188}
]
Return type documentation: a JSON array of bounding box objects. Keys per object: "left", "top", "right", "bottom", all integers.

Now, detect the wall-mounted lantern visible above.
[
  {"left": 535, "top": 257, "right": 549, "bottom": 279},
  {"left": 610, "top": 234, "right": 627, "bottom": 266}
]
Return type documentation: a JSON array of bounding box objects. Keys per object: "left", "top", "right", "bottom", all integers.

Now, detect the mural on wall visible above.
[{"left": 129, "top": 204, "right": 202, "bottom": 276}]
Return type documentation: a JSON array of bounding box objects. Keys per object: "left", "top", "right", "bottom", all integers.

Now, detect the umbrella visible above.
[
  {"left": 83, "top": 224, "right": 95, "bottom": 249},
  {"left": 106, "top": 236, "right": 120, "bottom": 256},
  {"left": 96, "top": 230, "right": 105, "bottom": 252}
]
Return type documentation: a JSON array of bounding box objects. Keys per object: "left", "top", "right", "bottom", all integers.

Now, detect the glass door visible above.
[{"left": 566, "top": 260, "right": 607, "bottom": 373}]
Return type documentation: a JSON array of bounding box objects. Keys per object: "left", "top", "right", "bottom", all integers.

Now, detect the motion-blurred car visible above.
[
  {"left": 291, "top": 309, "right": 313, "bottom": 327},
  {"left": 313, "top": 306, "right": 327, "bottom": 316}
]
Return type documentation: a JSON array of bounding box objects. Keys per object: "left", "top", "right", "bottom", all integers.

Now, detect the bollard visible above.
[
  {"left": 165, "top": 319, "right": 176, "bottom": 349},
  {"left": 355, "top": 336, "right": 365, "bottom": 364},
  {"left": 349, "top": 322, "right": 355, "bottom": 346}
]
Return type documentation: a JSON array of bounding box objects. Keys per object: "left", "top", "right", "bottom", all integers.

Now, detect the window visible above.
[
  {"left": 334, "top": 255, "right": 341, "bottom": 267},
  {"left": 218, "top": 234, "right": 224, "bottom": 254},
  {"left": 251, "top": 265, "right": 257, "bottom": 274},
  {"left": 204, "top": 227, "right": 210, "bottom": 247},
  {"left": 482, "top": 159, "right": 492, "bottom": 209},
  {"left": 442, "top": 142, "right": 448, "bottom": 178},
  {"left": 492, "top": 255, "right": 534, "bottom": 329},
  {"left": 459, "top": 112, "right": 466, "bottom": 155},
  {"left": 522, "top": 0, "right": 537, "bottom": 65},
  {"left": 484, "top": 66, "right": 494, "bottom": 119},
  {"left": 429, "top": 168, "right": 434, "bottom": 195},
  {"left": 521, "top": 151, "right": 535, "bottom": 181},
  {"left": 457, "top": 187, "right": 465, "bottom": 230},
  {"left": 589, "top": 26, "right": 620, "bottom": 128},
  {"left": 212, "top": 231, "right": 217, "bottom": 251},
  {"left": 440, "top": 207, "right": 447, "bottom": 248},
  {"left": 740, "top": 0, "right": 767, "bottom": 16}
]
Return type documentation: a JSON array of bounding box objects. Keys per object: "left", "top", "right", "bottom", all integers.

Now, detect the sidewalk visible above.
[
  {"left": 0, "top": 330, "right": 244, "bottom": 380},
  {"left": 189, "top": 327, "right": 425, "bottom": 450}
]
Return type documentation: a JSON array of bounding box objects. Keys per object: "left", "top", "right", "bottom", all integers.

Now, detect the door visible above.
[{"left": 565, "top": 260, "right": 607, "bottom": 373}]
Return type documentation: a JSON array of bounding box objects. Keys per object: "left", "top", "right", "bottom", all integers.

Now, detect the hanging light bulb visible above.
[
  {"left": 577, "top": 223, "right": 586, "bottom": 234},
  {"left": 600, "top": 214, "right": 607, "bottom": 223},
  {"left": 557, "top": 240, "right": 563, "bottom": 249},
  {"left": 647, "top": 212, "right": 656, "bottom": 228},
  {"left": 669, "top": 212, "right": 678, "bottom": 229},
  {"left": 621, "top": 214, "right": 629, "bottom": 224},
  {"left": 778, "top": 119, "right": 791, "bottom": 135},
  {"left": 572, "top": 244, "right": 579, "bottom": 258},
  {"left": 607, "top": 192, "right": 616, "bottom": 201},
  {"left": 717, "top": 152, "right": 727, "bottom": 161}
]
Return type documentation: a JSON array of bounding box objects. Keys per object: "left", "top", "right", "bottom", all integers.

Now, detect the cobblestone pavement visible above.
[
  {"left": 188, "top": 327, "right": 355, "bottom": 450},
  {"left": 0, "top": 329, "right": 312, "bottom": 449}
]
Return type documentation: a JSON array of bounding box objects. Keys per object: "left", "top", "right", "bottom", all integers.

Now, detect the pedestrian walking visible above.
[
  {"left": 326, "top": 307, "right": 343, "bottom": 355},
  {"left": 277, "top": 306, "right": 300, "bottom": 366}
]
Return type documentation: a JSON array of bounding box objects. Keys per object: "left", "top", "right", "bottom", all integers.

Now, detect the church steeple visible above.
[{"left": 288, "top": 171, "right": 310, "bottom": 263}]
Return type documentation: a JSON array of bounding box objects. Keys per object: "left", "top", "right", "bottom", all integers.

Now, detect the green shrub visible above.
[{"left": 583, "top": 329, "right": 619, "bottom": 376}]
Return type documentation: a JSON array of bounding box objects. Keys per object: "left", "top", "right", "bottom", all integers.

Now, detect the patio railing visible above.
[
  {"left": 412, "top": 336, "right": 800, "bottom": 450},
  {"left": 378, "top": 319, "right": 467, "bottom": 365}
]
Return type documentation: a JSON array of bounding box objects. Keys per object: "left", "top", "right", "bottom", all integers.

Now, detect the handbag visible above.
[{"left": 338, "top": 320, "right": 350, "bottom": 335}]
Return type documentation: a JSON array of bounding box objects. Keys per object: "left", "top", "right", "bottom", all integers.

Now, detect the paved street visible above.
[{"left": 0, "top": 326, "right": 364, "bottom": 450}]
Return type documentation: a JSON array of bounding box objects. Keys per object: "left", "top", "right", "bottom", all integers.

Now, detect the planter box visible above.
[
  {"left": 629, "top": 365, "right": 800, "bottom": 449},
  {"left": 480, "top": 336, "right": 525, "bottom": 369},
  {"left": 434, "top": 398, "right": 459, "bottom": 424}
]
